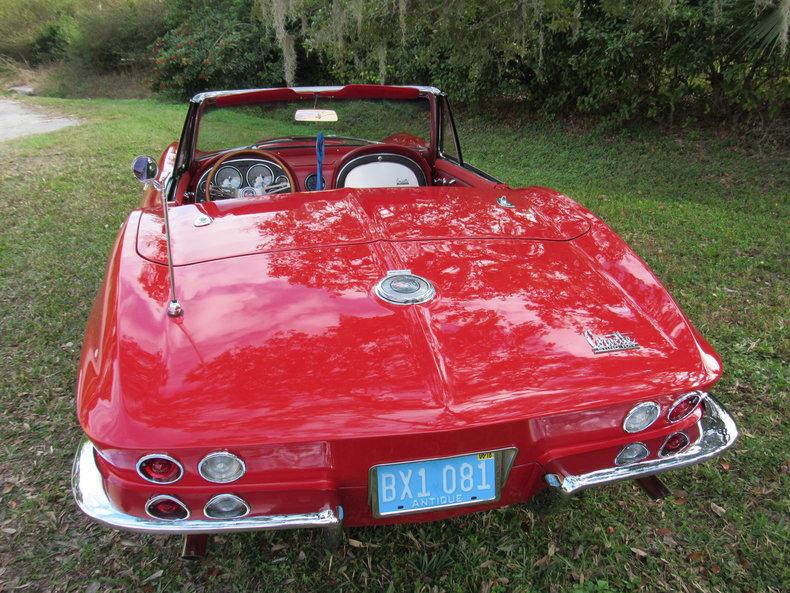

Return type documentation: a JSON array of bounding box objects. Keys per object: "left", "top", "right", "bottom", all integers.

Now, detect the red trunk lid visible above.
[{"left": 97, "top": 187, "right": 716, "bottom": 448}]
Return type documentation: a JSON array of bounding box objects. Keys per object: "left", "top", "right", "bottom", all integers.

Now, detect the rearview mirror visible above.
[
  {"left": 131, "top": 155, "right": 158, "bottom": 183},
  {"left": 294, "top": 109, "right": 338, "bottom": 122}
]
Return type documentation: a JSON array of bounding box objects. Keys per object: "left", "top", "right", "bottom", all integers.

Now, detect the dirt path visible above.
[{"left": 0, "top": 99, "right": 78, "bottom": 142}]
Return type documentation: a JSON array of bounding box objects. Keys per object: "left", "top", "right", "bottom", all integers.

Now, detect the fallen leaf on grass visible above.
[
  {"left": 687, "top": 551, "right": 705, "bottom": 562},
  {"left": 656, "top": 528, "right": 672, "bottom": 537},
  {"left": 141, "top": 570, "right": 163, "bottom": 584},
  {"left": 534, "top": 554, "right": 550, "bottom": 567},
  {"left": 710, "top": 502, "right": 726, "bottom": 517},
  {"left": 630, "top": 547, "right": 648, "bottom": 559},
  {"left": 206, "top": 566, "right": 221, "bottom": 578},
  {"left": 347, "top": 538, "right": 364, "bottom": 548},
  {"left": 720, "top": 461, "right": 731, "bottom": 471}
]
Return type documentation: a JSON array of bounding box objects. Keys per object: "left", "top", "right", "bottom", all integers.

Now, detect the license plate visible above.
[{"left": 371, "top": 451, "right": 507, "bottom": 517}]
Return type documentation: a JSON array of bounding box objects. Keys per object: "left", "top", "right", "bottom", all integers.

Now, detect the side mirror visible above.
[{"left": 132, "top": 155, "right": 158, "bottom": 184}]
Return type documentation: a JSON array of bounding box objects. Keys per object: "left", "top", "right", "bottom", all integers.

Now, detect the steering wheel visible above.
[{"left": 204, "top": 149, "right": 297, "bottom": 202}]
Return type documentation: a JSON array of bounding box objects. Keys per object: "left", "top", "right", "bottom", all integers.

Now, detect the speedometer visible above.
[
  {"left": 246, "top": 164, "right": 274, "bottom": 188},
  {"left": 215, "top": 165, "right": 243, "bottom": 189}
]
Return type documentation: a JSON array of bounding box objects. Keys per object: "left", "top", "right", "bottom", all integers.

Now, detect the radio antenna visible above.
[
  {"left": 132, "top": 156, "right": 183, "bottom": 317},
  {"left": 160, "top": 188, "right": 183, "bottom": 317}
]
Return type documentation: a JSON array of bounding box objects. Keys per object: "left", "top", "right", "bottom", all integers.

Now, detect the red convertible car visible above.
[{"left": 72, "top": 84, "right": 737, "bottom": 556}]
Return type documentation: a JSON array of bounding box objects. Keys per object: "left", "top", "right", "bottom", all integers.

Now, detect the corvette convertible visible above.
[{"left": 72, "top": 84, "right": 737, "bottom": 556}]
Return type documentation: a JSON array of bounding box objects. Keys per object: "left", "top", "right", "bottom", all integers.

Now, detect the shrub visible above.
[
  {"left": 0, "top": 0, "right": 77, "bottom": 62},
  {"left": 70, "top": 0, "right": 169, "bottom": 71},
  {"left": 150, "top": 0, "right": 284, "bottom": 97},
  {"left": 30, "top": 17, "right": 76, "bottom": 64}
]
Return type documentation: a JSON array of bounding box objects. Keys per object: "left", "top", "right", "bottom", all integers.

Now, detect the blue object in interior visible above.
[{"left": 316, "top": 131, "right": 325, "bottom": 190}]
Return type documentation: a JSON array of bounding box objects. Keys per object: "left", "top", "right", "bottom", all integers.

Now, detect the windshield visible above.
[{"left": 196, "top": 98, "right": 432, "bottom": 154}]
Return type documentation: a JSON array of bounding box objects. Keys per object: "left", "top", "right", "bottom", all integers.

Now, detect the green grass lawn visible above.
[{"left": 0, "top": 97, "right": 787, "bottom": 593}]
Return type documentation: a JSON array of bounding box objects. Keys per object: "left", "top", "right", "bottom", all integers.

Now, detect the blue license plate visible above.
[{"left": 373, "top": 452, "right": 498, "bottom": 516}]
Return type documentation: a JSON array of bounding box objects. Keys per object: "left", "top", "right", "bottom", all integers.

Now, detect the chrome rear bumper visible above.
[
  {"left": 71, "top": 439, "right": 342, "bottom": 534},
  {"left": 545, "top": 396, "right": 738, "bottom": 495}
]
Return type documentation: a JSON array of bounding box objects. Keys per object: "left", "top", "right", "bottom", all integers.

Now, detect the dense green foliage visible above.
[
  {"left": 70, "top": 0, "right": 169, "bottom": 71},
  {"left": 290, "top": 0, "right": 789, "bottom": 120},
  {"left": 150, "top": 0, "right": 282, "bottom": 96},
  {"left": 0, "top": 0, "right": 77, "bottom": 63},
  {"left": 1, "top": 0, "right": 788, "bottom": 120}
]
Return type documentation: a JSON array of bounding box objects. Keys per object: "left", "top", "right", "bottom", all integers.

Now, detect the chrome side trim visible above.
[
  {"left": 72, "top": 439, "right": 342, "bottom": 534},
  {"left": 545, "top": 396, "right": 738, "bottom": 495}
]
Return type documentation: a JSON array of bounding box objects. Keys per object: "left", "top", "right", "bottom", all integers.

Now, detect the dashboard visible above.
[
  {"left": 190, "top": 145, "right": 430, "bottom": 202},
  {"left": 195, "top": 158, "right": 291, "bottom": 201}
]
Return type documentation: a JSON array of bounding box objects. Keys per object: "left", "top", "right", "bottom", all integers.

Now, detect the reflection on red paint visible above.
[{"left": 77, "top": 182, "right": 722, "bottom": 526}]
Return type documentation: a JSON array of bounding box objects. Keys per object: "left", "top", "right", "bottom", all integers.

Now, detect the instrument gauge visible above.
[
  {"left": 305, "top": 173, "right": 326, "bottom": 191},
  {"left": 215, "top": 166, "right": 243, "bottom": 189},
  {"left": 246, "top": 164, "right": 274, "bottom": 188}
]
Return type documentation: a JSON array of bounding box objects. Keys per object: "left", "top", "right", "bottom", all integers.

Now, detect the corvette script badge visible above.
[{"left": 584, "top": 329, "right": 640, "bottom": 354}]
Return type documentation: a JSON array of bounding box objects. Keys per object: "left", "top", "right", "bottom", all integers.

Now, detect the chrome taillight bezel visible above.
[
  {"left": 667, "top": 391, "right": 704, "bottom": 423},
  {"left": 659, "top": 431, "right": 691, "bottom": 457},
  {"left": 614, "top": 442, "right": 650, "bottom": 466},
  {"left": 198, "top": 451, "right": 246, "bottom": 484},
  {"left": 136, "top": 453, "right": 184, "bottom": 484},
  {"left": 203, "top": 494, "right": 251, "bottom": 519},
  {"left": 145, "top": 494, "right": 190, "bottom": 521},
  {"left": 623, "top": 401, "right": 661, "bottom": 433}
]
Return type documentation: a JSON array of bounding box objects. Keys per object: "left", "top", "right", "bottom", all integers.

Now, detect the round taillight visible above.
[
  {"left": 145, "top": 495, "right": 189, "bottom": 520},
  {"left": 667, "top": 392, "right": 703, "bottom": 423},
  {"left": 204, "top": 494, "right": 250, "bottom": 519},
  {"left": 136, "top": 454, "right": 183, "bottom": 484},
  {"left": 615, "top": 442, "right": 650, "bottom": 466},
  {"left": 623, "top": 401, "right": 660, "bottom": 433},
  {"left": 659, "top": 432, "right": 690, "bottom": 457},
  {"left": 198, "top": 451, "right": 246, "bottom": 483}
]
